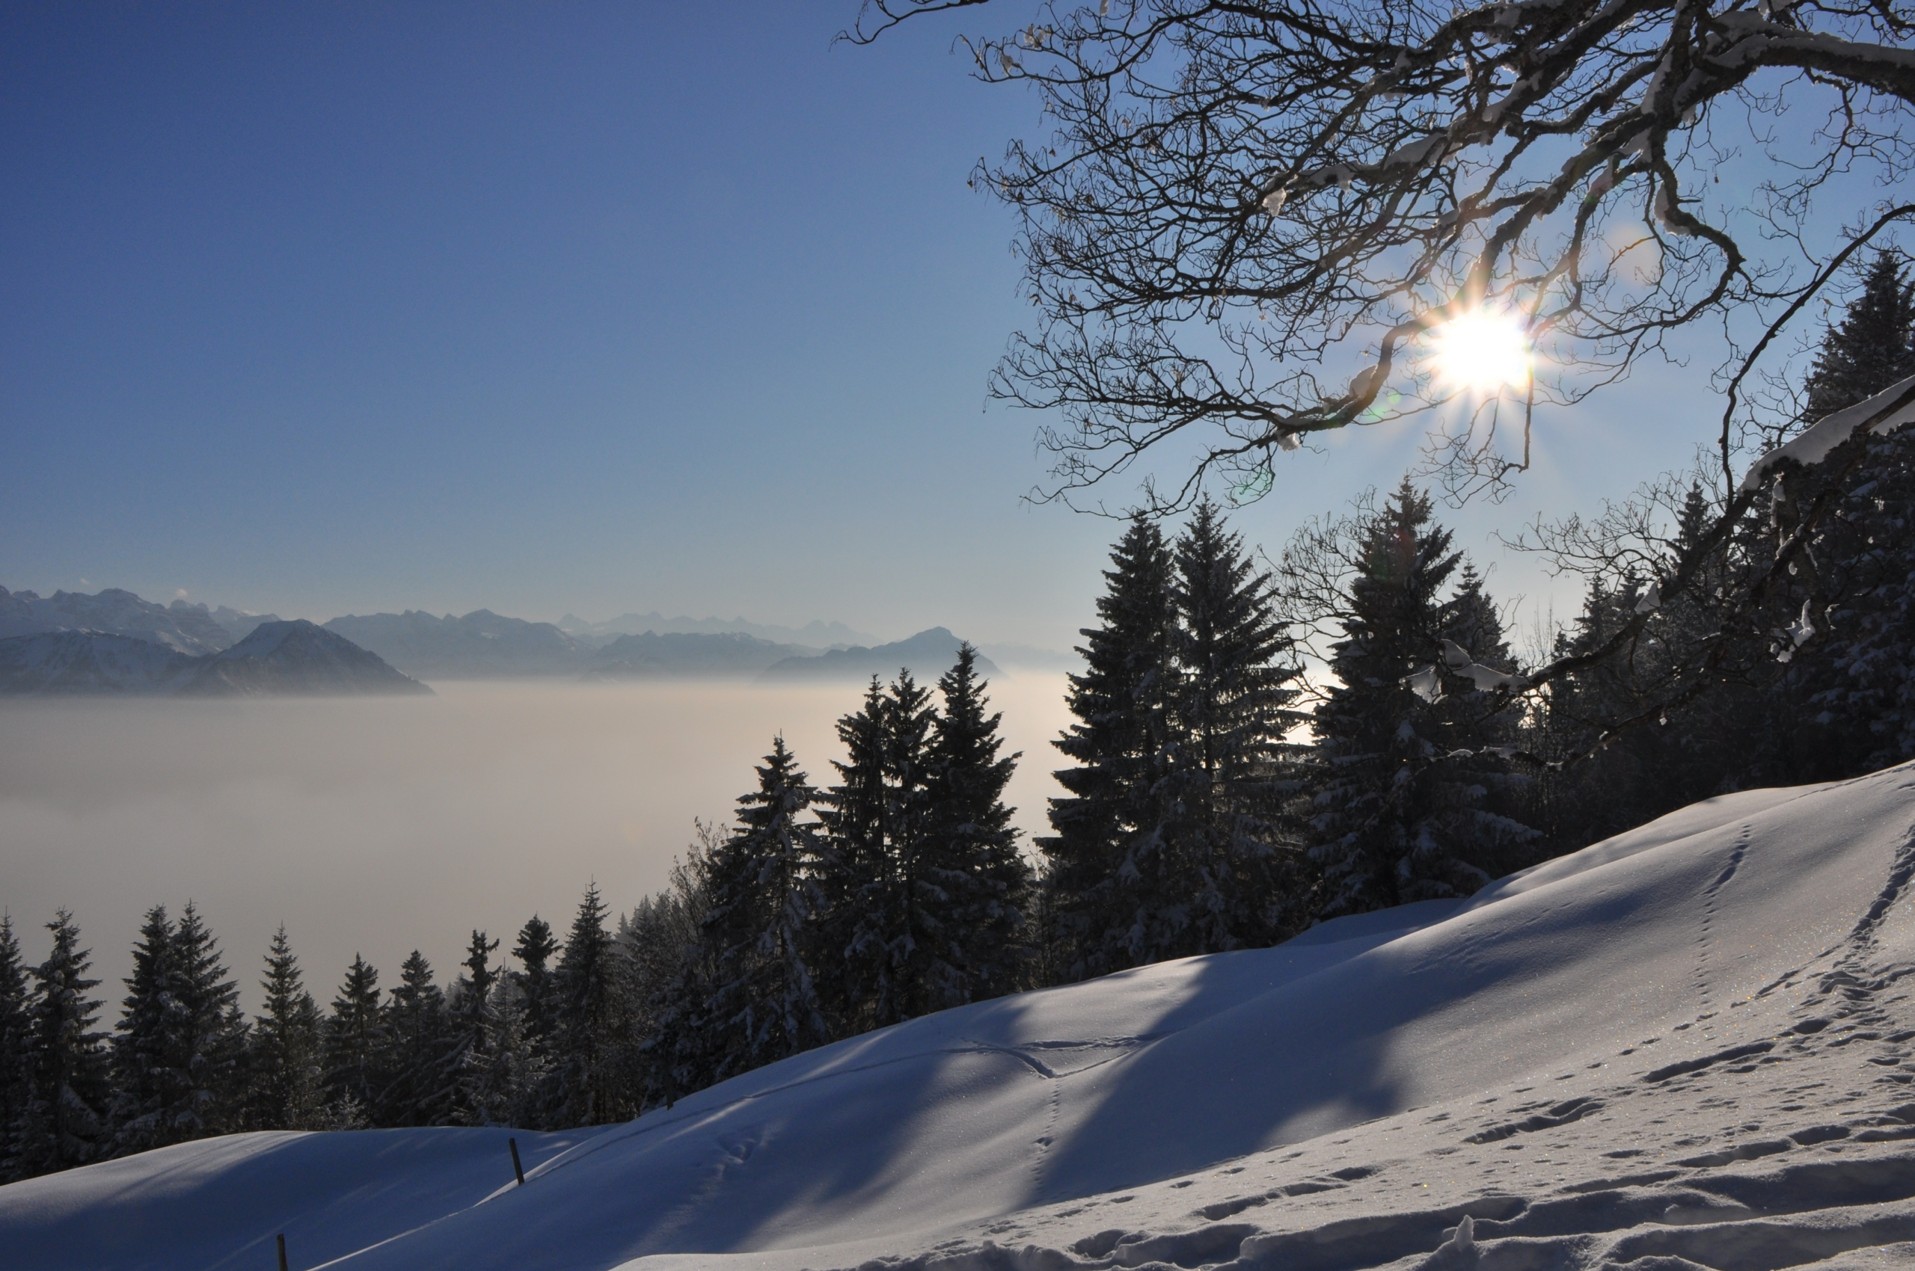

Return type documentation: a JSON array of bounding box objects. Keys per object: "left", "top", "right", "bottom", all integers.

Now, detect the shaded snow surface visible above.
[{"left": 7, "top": 766, "right": 1915, "bottom": 1269}]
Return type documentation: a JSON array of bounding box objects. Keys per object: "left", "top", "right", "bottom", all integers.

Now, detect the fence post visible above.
[
  {"left": 276, "top": 1232, "right": 289, "bottom": 1271},
  {"left": 509, "top": 1136, "right": 526, "bottom": 1187}
]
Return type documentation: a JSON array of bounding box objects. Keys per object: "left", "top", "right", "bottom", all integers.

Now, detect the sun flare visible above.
[{"left": 1428, "top": 306, "right": 1533, "bottom": 395}]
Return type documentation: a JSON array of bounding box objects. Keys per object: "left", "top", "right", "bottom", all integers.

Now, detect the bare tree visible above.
[{"left": 851, "top": 0, "right": 1915, "bottom": 509}]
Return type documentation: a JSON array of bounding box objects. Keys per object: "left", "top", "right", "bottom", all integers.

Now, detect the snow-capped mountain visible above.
[
  {"left": 18, "top": 760, "right": 1912, "bottom": 1268},
  {"left": 0, "top": 585, "right": 236, "bottom": 655},
  {"left": 759, "top": 625, "right": 1002, "bottom": 682},
  {"left": 0, "top": 630, "right": 200, "bottom": 694},
  {"left": 0, "top": 622, "right": 428, "bottom": 697},
  {"left": 180, "top": 620, "right": 431, "bottom": 696},
  {"left": 558, "top": 611, "right": 875, "bottom": 650},
  {"left": 322, "top": 609, "right": 585, "bottom": 678}
]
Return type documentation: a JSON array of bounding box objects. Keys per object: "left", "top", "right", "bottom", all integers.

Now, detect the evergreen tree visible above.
[
  {"left": 321, "top": 954, "right": 383, "bottom": 1124},
  {"left": 14, "top": 910, "right": 110, "bottom": 1178},
  {"left": 379, "top": 950, "right": 456, "bottom": 1127},
  {"left": 1040, "top": 515, "right": 1179, "bottom": 978},
  {"left": 511, "top": 916, "right": 560, "bottom": 1071},
  {"left": 447, "top": 930, "right": 500, "bottom": 1124},
  {"left": 247, "top": 926, "right": 326, "bottom": 1131},
  {"left": 164, "top": 902, "right": 246, "bottom": 1142},
  {"left": 684, "top": 737, "right": 832, "bottom": 1087},
  {"left": 1804, "top": 250, "right": 1915, "bottom": 422},
  {"left": 0, "top": 917, "right": 33, "bottom": 1181},
  {"left": 814, "top": 678, "right": 890, "bottom": 1029},
  {"left": 1165, "top": 501, "right": 1310, "bottom": 953},
  {"left": 548, "top": 884, "right": 624, "bottom": 1126},
  {"left": 1309, "top": 481, "right": 1534, "bottom": 914},
  {"left": 826, "top": 671, "right": 944, "bottom": 1029},
  {"left": 924, "top": 645, "right": 1033, "bottom": 1004},
  {"left": 108, "top": 906, "right": 180, "bottom": 1154}
]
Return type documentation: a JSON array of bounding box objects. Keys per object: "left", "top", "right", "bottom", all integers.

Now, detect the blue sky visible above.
[{"left": 2, "top": 3, "right": 1732, "bottom": 649}]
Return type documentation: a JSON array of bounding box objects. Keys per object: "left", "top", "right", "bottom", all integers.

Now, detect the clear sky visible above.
[{"left": 2, "top": 2, "right": 1734, "bottom": 651}]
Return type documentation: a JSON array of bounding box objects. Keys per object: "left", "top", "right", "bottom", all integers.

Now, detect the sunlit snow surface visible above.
[{"left": 7, "top": 766, "right": 1915, "bottom": 1269}]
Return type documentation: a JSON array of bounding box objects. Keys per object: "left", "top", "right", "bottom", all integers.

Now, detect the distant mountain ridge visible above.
[
  {"left": 758, "top": 627, "right": 1001, "bottom": 683},
  {"left": 0, "top": 621, "right": 429, "bottom": 697},
  {"left": 322, "top": 610, "right": 583, "bottom": 679},
  {"left": 557, "top": 611, "right": 874, "bottom": 650},
  {"left": 583, "top": 630, "right": 810, "bottom": 680}
]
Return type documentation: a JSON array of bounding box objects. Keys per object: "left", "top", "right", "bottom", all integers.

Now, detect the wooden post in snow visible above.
[
  {"left": 509, "top": 1136, "right": 526, "bottom": 1187},
  {"left": 276, "top": 1232, "right": 289, "bottom": 1271}
]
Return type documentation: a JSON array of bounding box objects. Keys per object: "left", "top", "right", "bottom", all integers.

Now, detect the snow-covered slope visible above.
[
  {"left": 0, "top": 630, "right": 199, "bottom": 694},
  {"left": 6, "top": 767, "right": 1915, "bottom": 1269}
]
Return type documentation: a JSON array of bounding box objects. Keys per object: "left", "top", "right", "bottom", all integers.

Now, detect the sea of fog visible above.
[{"left": 0, "top": 676, "right": 1074, "bottom": 1011}]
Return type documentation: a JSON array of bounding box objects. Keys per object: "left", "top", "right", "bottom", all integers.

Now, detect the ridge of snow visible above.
[{"left": 1740, "top": 372, "right": 1915, "bottom": 493}]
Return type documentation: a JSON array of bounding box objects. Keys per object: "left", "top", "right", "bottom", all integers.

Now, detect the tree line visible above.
[{"left": 6, "top": 252, "right": 1912, "bottom": 1184}]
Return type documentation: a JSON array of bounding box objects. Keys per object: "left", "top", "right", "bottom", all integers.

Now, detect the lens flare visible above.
[{"left": 1428, "top": 306, "right": 1533, "bottom": 394}]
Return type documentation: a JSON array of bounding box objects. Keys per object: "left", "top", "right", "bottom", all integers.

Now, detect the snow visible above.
[
  {"left": 1740, "top": 373, "right": 1915, "bottom": 493},
  {"left": 7, "top": 765, "right": 1915, "bottom": 1268}
]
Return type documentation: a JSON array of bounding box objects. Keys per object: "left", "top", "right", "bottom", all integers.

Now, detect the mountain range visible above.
[
  {"left": 0, "top": 586, "right": 1034, "bottom": 691},
  {"left": 0, "top": 620, "right": 428, "bottom": 697},
  {"left": 556, "top": 611, "right": 876, "bottom": 650}
]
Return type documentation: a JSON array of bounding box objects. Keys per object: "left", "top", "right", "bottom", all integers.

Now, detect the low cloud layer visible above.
[{"left": 0, "top": 677, "right": 1073, "bottom": 1009}]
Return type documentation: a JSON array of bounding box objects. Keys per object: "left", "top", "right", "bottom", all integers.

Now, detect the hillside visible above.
[
  {"left": 5, "top": 765, "right": 1915, "bottom": 1268},
  {"left": 0, "top": 622, "right": 428, "bottom": 697}
]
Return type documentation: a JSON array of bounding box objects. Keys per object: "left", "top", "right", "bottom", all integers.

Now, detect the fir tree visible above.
[
  {"left": 0, "top": 917, "right": 33, "bottom": 1181},
  {"left": 1309, "top": 481, "right": 1533, "bottom": 914},
  {"left": 548, "top": 884, "right": 623, "bottom": 1126},
  {"left": 1804, "top": 250, "right": 1915, "bottom": 422},
  {"left": 1165, "top": 501, "right": 1310, "bottom": 953},
  {"left": 511, "top": 915, "right": 560, "bottom": 1070},
  {"left": 814, "top": 678, "right": 891, "bottom": 1030},
  {"left": 14, "top": 910, "right": 110, "bottom": 1178},
  {"left": 321, "top": 954, "right": 384, "bottom": 1123},
  {"left": 672, "top": 738, "right": 833, "bottom": 1091},
  {"left": 925, "top": 644, "right": 1032, "bottom": 1003},
  {"left": 1040, "top": 515, "right": 1179, "bottom": 978},
  {"left": 163, "top": 902, "right": 246, "bottom": 1142},
  {"left": 247, "top": 925, "right": 326, "bottom": 1131},
  {"left": 380, "top": 950, "right": 456, "bottom": 1127},
  {"left": 447, "top": 930, "right": 499, "bottom": 1123}
]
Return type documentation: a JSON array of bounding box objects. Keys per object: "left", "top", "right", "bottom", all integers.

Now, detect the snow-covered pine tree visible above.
[
  {"left": 510, "top": 915, "right": 560, "bottom": 1073},
  {"left": 691, "top": 737, "right": 832, "bottom": 1085},
  {"left": 379, "top": 950, "right": 458, "bottom": 1127},
  {"left": 321, "top": 954, "right": 385, "bottom": 1124},
  {"left": 165, "top": 902, "right": 246, "bottom": 1142},
  {"left": 548, "top": 883, "right": 625, "bottom": 1126},
  {"left": 1040, "top": 515, "right": 1179, "bottom": 979},
  {"left": 246, "top": 925, "right": 326, "bottom": 1131},
  {"left": 107, "top": 906, "right": 177, "bottom": 1154},
  {"left": 1791, "top": 250, "right": 1915, "bottom": 773},
  {"left": 924, "top": 644, "right": 1032, "bottom": 1005},
  {"left": 814, "top": 678, "right": 891, "bottom": 1030},
  {"left": 0, "top": 917, "right": 34, "bottom": 1181},
  {"left": 13, "top": 910, "right": 111, "bottom": 1178},
  {"left": 447, "top": 930, "right": 499, "bottom": 1124},
  {"left": 1309, "top": 480, "right": 1527, "bottom": 914},
  {"left": 1166, "top": 500, "right": 1310, "bottom": 953},
  {"left": 1435, "top": 564, "right": 1539, "bottom": 877}
]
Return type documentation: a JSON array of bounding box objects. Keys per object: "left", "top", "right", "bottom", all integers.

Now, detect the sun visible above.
[{"left": 1427, "top": 305, "right": 1533, "bottom": 395}]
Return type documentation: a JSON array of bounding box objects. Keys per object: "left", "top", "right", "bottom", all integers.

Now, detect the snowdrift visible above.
[{"left": 6, "top": 766, "right": 1915, "bottom": 1270}]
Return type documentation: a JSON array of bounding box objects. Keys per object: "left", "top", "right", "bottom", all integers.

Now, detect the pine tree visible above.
[
  {"left": 1040, "top": 515, "right": 1179, "bottom": 978},
  {"left": 684, "top": 737, "right": 833, "bottom": 1087},
  {"left": 511, "top": 916, "right": 560, "bottom": 1070},
  {"left": 814, "top": 678, "right": 891, "bottom": 1030},
  {"left": 108, "top": 906, "right": 183, "bottom": 1154},
  {"left": 1165, "top": 501, "right": 1310, "bottom": 953},
  {"left": 924, "top": 645, "right": 1033, "bottom": 1004},
  {"left": 0, "top": 917, "right": 33, "bottom": 1181},
  {"left": 1309, "top": 481, "right": 1532, "bottom": 914},
  {"left": 447, "top": 930, "right": 499, "bottom": 1124},
  {"left": 548, "top": 884, "right": 623, "bottom": 1126},
  {"left": 321, "top": 954, "right": 384, "bottom": 1123},
  {"left": 1804, "top": 250, "right": 1915, "bottom": 422},
  {"left": 14, "top": 910, "right": 110, "bottom": 1178},
  {"left": 380, "top": 950, "right": 456, "bottom": 1127},
  {"left": 827, "top": 671, "right": 943, "bottom": 1029},
  {"left": 164, "top": 902, "right": 246, "bottom": 1142},
  {"left": 247, "top": 926, "right": 326, "bottom": 1131}
]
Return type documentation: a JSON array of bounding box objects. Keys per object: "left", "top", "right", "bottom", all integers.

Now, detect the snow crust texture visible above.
[{"left": 6, "top": 767, "right": 1915, "bottom": 1270}]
